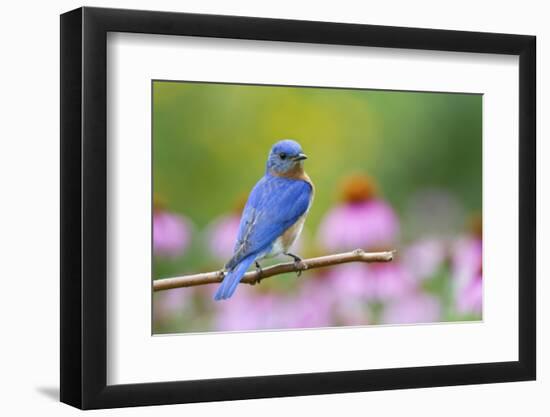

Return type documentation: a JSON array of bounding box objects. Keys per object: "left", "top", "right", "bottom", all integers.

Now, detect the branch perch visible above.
[{"left": 153, "top": 249, "right": 395, "bottom": 292}]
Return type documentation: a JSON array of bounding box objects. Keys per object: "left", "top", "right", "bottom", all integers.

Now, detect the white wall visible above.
[{"left": 0, "top": 0, "right": 545, "bottom": 415}]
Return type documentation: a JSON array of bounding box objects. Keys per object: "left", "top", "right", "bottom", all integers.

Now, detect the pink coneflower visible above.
[
  {"left": 366, "top": 263, "right": 416, "bottom": 301},
  {"left": 290, "top": 280, "right": 336, "bottom": 328},
  {"left": 325, "top": 262, "right": 415, "bottom": 302},
  {"left": 318, "top": 174, "right": 399, "bottom": 252},
  {"left": 452, "top": 215, "right": 482, "bottom": 315},
  {"left": 333, "top": 298, "right": 370, "bottom": 326},
  {"left": 206, "top": 214, "right": 241, "bottom": 260},
  {"left": 153, "top": 288, "right": 191, "bottom": 322},
  {"left": 214, "top": 288, "right": 292, "bottom": 331},
  {"left": 213, "top": 287, "right": 266, "bottom": 331},
  {"left": 381, "top": 292, "right": 442, "bottom": 325},
  {"left": 324, "top": 263, "right": 372, "bottom": 298},
  {"left": 456, "top": 277, "right": 482, "bottom": 315},
  {"left": 213, "top": 278, "right": 336, "bottom": 331},
  {"left": 402, "top": 238, "right": 447, "bottom": 283},
  {"left": 205, "top": 196, "right": 246, "bottom": 260},
  {"left": 153, "top": 201, "right": 192, "bottom": 258}
]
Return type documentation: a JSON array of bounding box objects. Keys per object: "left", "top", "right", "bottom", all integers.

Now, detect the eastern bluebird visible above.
[{"left": 214, "top": 139, "right": 314, "bottom": 300}]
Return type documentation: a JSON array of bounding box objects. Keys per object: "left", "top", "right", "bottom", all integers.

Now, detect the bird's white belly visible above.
[
  {"left": 266, "top": 237, "right": 286, "bottom": 258},
  {"left": 264, "top": 213, "right": 307, "bottom": 258}
]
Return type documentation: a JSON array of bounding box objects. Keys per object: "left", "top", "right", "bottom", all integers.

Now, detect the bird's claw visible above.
[
  {"left": 294, "top": 261, "right": 307, "bottom": 277},
  {"left": 286, "top": 252, "right": 302, "bottom": 263},
  {"left": 285, "top": 253, "right": 305, "bottom": 277},
  {"left": 253, "top": 261, "right": 264, "bottom": 285}
]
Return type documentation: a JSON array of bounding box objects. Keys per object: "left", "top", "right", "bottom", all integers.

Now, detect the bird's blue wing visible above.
[{"left": 226, "top": 175, "right": 312, "bottom": 270}]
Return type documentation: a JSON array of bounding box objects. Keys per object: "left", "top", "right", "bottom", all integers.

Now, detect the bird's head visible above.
[{"left": 266, "top": 139, "right": 308, "bottom": 175}]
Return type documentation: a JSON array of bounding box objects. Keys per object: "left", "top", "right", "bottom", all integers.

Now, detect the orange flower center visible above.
[
  {"left": 341, "top": 174, "right": 378, "bottom": 203},
  {"left": 468, "top": 213, "right": 482, "bottom": 239}
]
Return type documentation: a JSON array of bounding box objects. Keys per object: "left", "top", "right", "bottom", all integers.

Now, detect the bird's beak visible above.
[{"left": 294, "top": 153, "right": 308, "bottom": 161}]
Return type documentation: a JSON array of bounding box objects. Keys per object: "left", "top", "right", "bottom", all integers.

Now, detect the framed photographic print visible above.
[{"left": 60, "top": 6, "right": 536, "bottom": 409}]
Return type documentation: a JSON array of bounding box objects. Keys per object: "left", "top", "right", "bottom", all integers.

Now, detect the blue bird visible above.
[{"left": 214, "top": 139, "right": 314, "bottom": 301}]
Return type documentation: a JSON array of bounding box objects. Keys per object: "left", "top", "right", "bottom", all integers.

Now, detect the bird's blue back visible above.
[{"left": 225, "top": 173, "right": 312, "bottom": 270}]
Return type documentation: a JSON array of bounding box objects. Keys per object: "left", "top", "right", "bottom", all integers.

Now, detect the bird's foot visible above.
[
  {"left": 253, "top": 261, "right": 264, "bottom": 285},
  {"left": 286, "top": 253, "right": 306, "bottom": 277},
  {"left": 286, "top": 252, "right": 302, "bottom": 263}
]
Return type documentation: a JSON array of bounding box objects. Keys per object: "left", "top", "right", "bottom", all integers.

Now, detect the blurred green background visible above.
[{"left": 152, "top": 80, "right": 482, "bottom": 334}]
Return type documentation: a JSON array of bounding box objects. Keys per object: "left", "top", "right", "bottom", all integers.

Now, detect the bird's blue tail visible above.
[{"left": 214, "top": 255, "right": 255, "bottom": 301}]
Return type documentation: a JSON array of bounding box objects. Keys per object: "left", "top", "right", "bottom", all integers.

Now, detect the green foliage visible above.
[{"left": 153, "top": 81, "right": 481, "bottom": 231}]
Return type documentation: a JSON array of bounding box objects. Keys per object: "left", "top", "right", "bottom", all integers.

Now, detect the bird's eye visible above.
[{"left": 279, "top": 153, "right": 287, "bottom": 160}]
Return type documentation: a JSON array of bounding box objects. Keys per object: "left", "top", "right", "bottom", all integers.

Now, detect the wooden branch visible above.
[{"left": 153, "top": 249, "right": 395, "bottom": 292}]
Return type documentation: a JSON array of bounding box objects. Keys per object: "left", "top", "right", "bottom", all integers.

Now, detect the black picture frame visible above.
[{"left": 60, "top": 6, "right": 536, "bottom": 410}]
